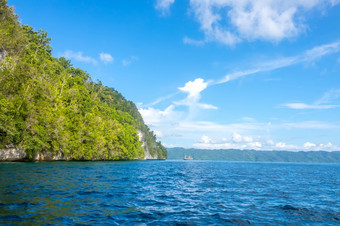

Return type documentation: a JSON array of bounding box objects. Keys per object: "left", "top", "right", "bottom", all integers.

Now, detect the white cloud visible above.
[
  {"left": 155, "top": 0, "right": 175, "bottom": 15},
  {"left": 200, "top": 135, "right": 213, "bottom": 144},
  {"left": 196, "top": 133, "right": 263, "bottom": 150},
  {"left": 301, "top": 141, "right": 338, "bottom": 151},
  {"left": 232, "top": 132, "right": 253, "bottom": 143},
  {"left": 275, "top": 142, "right": 286, "bottom": 148},
  {"left": 228, "top": 1, "right": 299, "bottom": 41},
  {"left": 266, "top": 139, "right": 275, "bottom": 146},
  {"left": 319, "top": 142, "right": 334, "bottom": 149},
  {"left": 175, "top": 78, "right": 218, "bottom": 110},
  {"left": 61, "top": 50, "right": 97, "bottom": 65},
  {"left": 99, "top": 53, "right": 114, "bottom": 64},
  {"left": 122, "top": 56, "right": 138, "bottom": 67},
  {"left": 197, "top": 103, "right": 218, "bottom": 110},
  {"left": 178, "top": 78, "right": 208, "bottom": 100},
  {"left": 283, "top": 103, "right": 340, "bottom": 109},
  {"left": 183, "top": 37, "right": 205, "bottom": 46},
  {"left": 193, "top": 133, "right": 340, "bottom": 151},
  {"left": 139, "top": 105, "right": 182, "bottom": 126},
  {"left": 274, "top": 142, "right": 299, "bottom": 150},
  {"left": 303, "top": 142, "right": 316, "bottom": 148},
  {"left": 185, "top": 0, "right": 339, "bottom": 45},
  {"left": 153, "top": 130, "right": 164, "bottom": 138},
  {"left": 230, "top": 133, "right": 261, "bottom": 149},
  {"left": 193, "top": 135, "right": 339, "bottom": 151},
  {"left": 248, "top": 142, "right": 262, "bottom": 149}
]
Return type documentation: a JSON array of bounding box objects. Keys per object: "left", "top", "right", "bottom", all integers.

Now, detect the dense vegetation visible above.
[
  {"left": 168, "top": 148, "right": 340, "bottom": 163},
  {"left": 0, "top": 0, "right": 166, "bottom": 160}
]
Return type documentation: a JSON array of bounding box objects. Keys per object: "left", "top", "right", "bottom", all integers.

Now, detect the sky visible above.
[{"left": 8, "top": 0, "right": 340, "bottom": 151}]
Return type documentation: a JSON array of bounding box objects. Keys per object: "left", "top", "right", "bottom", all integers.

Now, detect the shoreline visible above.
[{"left": 0, "top": 148, "right": 166, "bottom": 162}]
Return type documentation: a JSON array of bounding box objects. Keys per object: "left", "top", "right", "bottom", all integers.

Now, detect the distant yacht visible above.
[{"left": 183, "top": 154, "right": 193, "bottom": 160}]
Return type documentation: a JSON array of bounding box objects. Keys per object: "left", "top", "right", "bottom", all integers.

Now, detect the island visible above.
[{"left": 0, "top": 0, "right": 166, "bottom": 161}]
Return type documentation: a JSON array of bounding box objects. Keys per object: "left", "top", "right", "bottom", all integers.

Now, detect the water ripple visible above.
[{"left": 0, "top": 161, "right": 339, "bottom": 224}]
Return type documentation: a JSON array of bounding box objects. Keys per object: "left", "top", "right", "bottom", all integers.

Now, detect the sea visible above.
[{"left": 0, "top": 160, "right": 339, "bottom": 225}]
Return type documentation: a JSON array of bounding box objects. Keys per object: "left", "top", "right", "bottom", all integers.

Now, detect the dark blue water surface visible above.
[{"left": 0, "top": 161, "right": 339, "bottom": 225}]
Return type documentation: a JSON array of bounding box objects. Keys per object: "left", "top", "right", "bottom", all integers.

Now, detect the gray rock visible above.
[
  {"left": 0, "top": 50, "right": 5, "bottom": 61},
  {"left": 138, "top": 130, "right": 160, "bottom": 160},
  {"left": 0, "top": 148, "right": 26, "bottom": 161}
]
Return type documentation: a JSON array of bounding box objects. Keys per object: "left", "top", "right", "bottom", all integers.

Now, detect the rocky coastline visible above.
[{"left": 0, "top": 147, "right": 166, "bottom": 161}]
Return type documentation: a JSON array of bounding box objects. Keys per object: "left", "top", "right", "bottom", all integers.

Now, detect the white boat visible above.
[{"left": 183, "top": 154, "right": 193, "bottom": 160}]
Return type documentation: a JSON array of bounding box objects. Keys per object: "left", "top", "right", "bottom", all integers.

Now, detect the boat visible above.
[{"left": 183, "top": 154, "right": 193, "bottom": 160}]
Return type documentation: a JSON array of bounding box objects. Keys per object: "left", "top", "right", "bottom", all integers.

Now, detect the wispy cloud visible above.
[
  {"left": 61, "top": 50, "right": 97, "bottom": 65},
  {"left": 144, "top": 92, "right": 180, "bottom": 107},
  {"left": 215, "top": 40, "right": 340, "bottom": 85},
  {"left": 283, "top": 89, "right": 340, "bottom": 110},
  {"left": 155, "top": 0, "right": 175, "bottom": 15},
  {"left": 122, "top": 56, "right": 138, "bottom": 67},
  {"left": 99, "top": 53, "right": 114, "bottom": 64},
  {"left": 282, "top": 103, "right": 340, "bottom": 109},
  {"left": 183, "top": 37, "right": 205, "bottom": 46},
  {"left": 303, "top": 41, "right": 340, "bottom": 62},
  {"left": 315, "top": 89, "right": 340, "bottom": 104},
  {"left": 216, "top": 69, "right": 261, "bottom": 84},
  {"left": 278, "top": 121, "right": 339, "bottom": 129}
]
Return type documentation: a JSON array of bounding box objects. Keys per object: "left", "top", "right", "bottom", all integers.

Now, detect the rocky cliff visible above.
[
  {"left": 138, "top": 130, "right": 161, "bottom": 160},
  {"left": 0, "top": 145, "right": 165, "bottom": 161}
]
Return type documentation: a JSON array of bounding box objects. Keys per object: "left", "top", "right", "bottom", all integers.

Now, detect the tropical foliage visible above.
[{"left": 0, "top": 0, "right": 166, "bottom": 160}]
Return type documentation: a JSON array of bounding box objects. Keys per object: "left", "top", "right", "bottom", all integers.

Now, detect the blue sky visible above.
[{"left": 9, "top": 0, "right": 340, "bottom": 151}]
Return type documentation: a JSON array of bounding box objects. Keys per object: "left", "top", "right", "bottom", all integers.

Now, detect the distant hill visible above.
[{"left": 167, "top": 147, "right": 340, "bottom": 163}]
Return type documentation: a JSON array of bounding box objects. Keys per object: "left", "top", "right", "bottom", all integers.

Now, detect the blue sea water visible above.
[{"left": 0, "top": 160, "right": 339, "bottom": 225}]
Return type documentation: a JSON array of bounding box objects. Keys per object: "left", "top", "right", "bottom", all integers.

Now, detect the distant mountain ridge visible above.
[{"left": 167, "top": 147, "right": 340, "bottom": 163}]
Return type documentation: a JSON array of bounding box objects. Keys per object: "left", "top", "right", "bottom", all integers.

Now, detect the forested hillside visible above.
[{"left": 0, "top": 0, "right": 166, "bottom": 160}]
